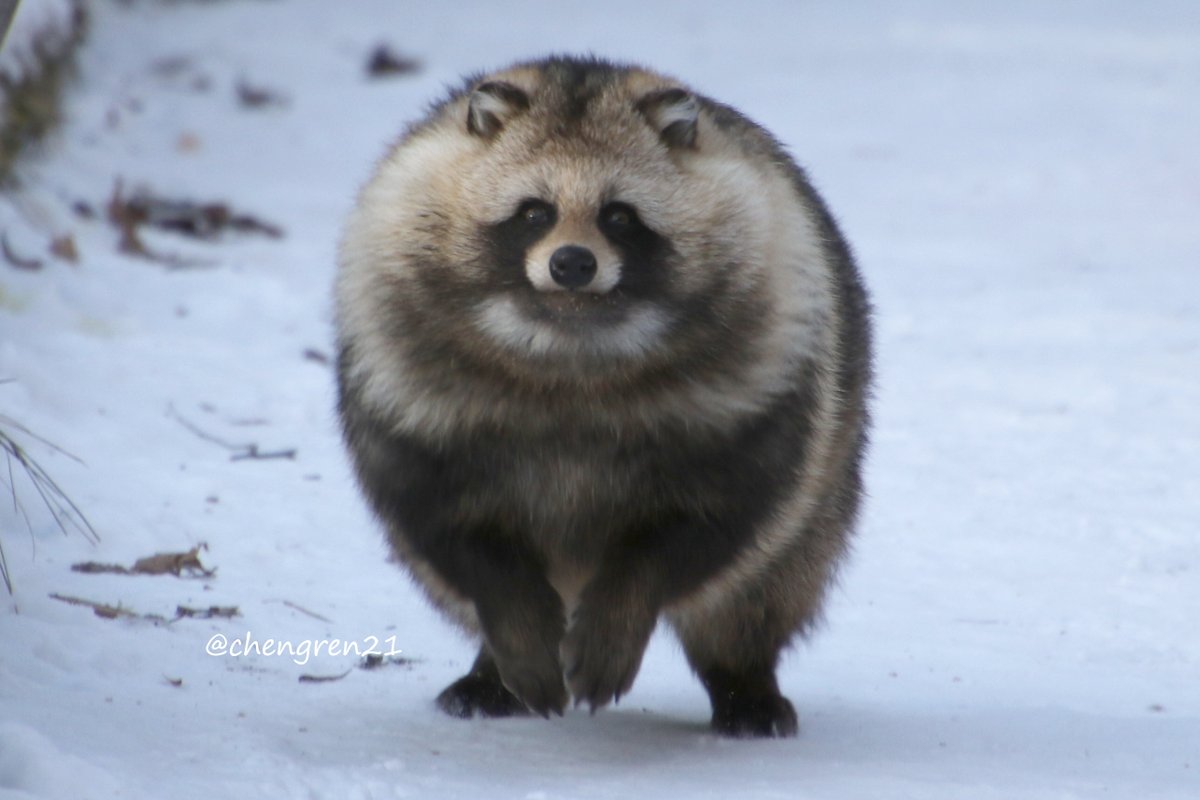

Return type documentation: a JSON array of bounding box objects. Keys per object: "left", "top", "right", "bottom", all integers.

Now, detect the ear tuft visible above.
[
  {"left": 467, "top": 81, "right": 530, "bottom": 139},
  {"left": 636, "top": 88, "right": 699, "bottom": 149}
]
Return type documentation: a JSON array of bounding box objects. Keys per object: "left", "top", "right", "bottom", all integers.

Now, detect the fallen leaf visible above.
[
  {"left": 366, "top": 45, "right": 421, "bottom": 78},
  {"left": 236, "top": 79, "right": 288, "bottom": 109},
  {"left": 72, "top": 544, "right": 216, "bottom": 578},
  {"left": 49, "top": 234, "right": 79, "bottom": 263},
  {"left": 130, "top": 544, "right": 215, "bottom": 577}
]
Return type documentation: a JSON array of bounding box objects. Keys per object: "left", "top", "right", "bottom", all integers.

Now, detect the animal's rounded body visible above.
[{"left": 335, "top": 56, "right": 872, "bottom": 737}]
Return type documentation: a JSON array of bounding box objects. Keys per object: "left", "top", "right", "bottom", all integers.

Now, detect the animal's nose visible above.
[{"left": 548, "top": 245, "right": 597, "bottom": 290}]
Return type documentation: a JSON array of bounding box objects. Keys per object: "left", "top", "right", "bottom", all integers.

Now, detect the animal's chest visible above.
[
  {"left": 452, "top": 425, "right": 706, "bottom": 556},
  {"left": 492, "top": 443, "right": 639, "bottom": 538}
]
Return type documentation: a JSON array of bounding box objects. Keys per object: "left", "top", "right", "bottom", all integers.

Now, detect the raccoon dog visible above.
[{"left": 336, "top": 56, "right": 871, "bottom": 738}]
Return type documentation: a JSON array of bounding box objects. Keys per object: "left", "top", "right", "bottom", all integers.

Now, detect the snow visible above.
[{"left": 1, "top": 1, "right": 1198, "bottom": 797}]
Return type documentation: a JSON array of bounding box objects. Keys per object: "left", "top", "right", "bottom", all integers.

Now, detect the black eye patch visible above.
[
  {"left": 479, "top": 199, "right": 558, "bottom": 289},
  {"left": 597, "top": 202, "right": 641, "bottom": 241},
  {"left": 516, "top": 199, "right": 556, "bottom": 229},
  {"left": 596, "top": 202, "right": 672, "bottom": 296}
]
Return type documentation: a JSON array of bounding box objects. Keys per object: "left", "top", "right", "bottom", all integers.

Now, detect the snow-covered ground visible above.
[
  {"left": 1, "top": 1, "right": 1197, "bottom": 797},
  {"left": 0, "top": 0, "right": 77, "bottom": 82}
]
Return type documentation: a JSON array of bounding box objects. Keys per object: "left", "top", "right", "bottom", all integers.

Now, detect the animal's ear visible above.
[
  {"left": 466, "top": 81, "right": 530, "bottom": 139},
  {"left": 636, "top": 88, "right": 699, "bottom": 149}
]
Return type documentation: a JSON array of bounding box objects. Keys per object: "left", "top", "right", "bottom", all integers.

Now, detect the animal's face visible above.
[
  {"left": 340, "top": 59, "right": 788, "bottom": 384},
  {"left": 450, "top": 68, "right": 721, "bottom": 367},
  {"left": 466, "top": 138, "right": 683, "bottom": 363}
]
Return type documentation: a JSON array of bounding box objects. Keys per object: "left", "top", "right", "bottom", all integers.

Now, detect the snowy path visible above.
[{"left": 1, "top": 2, "right": 1197, "bottom": 798}]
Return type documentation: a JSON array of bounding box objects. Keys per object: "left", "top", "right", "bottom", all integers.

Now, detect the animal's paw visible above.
[
  {"left": 702, "top": 667, "right": 799, "bottom": 738},
  {"left": 481, "top": 592, "right": 568, "bottom": 718},
  {"left": 562, "top": 589, "right": 657, "bottom": 712},
  {"left": 711, "top": 691, "right": 798, "bottom": 738},
  {"left": 491, "top": 643, "right": 568, "bottom": 718},
  {"left": 436, "top": 669, "right": 530, "bottom": 719}
]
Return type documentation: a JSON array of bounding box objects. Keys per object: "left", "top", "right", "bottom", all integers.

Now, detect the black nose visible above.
[{"left": 548, "top": 245, "right": 597, "bottom": 290}]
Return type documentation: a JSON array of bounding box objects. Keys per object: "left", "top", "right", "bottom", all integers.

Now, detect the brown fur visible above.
[{"left": 336, "top": 56, "right": 872, "bottom": 737}]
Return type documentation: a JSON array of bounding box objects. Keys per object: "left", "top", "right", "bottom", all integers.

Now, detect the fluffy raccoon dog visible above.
[{"left": 336, "top": 56, "right": 871, "bottom": 738}]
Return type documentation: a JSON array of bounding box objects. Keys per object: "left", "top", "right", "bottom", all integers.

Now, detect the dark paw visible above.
[
  {"left": 491, "top": 647, "right": 568, "bottom": 718},
  {"left": 436, "top": 670, "right": 530, "bottom": 719},
  {"left": 702, "top": 666, "right": 799, "bottom": 738},
  {"left": 477, "top": 586, "right": 568, "bottom": 718},
  {"left": 711, "top": 691, "right": 798, "bottom": 738},
  {"left": 562, "top": 594, "right": 656, "bottom": 712}
]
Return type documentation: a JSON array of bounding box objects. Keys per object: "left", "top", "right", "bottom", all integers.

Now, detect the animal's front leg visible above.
[
  {"left": 475, "top": 569, "right": 568, "bottom": 718},
  {"left": 561, "top": 559, "right": 660, "bottom": 711},
  {"left": 417, "top": 526, "right": 568, "bottom": 717},
  {"left": 562, "top": 511, "right": 756, "bottom": 712}
]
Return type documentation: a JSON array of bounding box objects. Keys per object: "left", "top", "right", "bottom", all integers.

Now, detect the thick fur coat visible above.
[{"left": 336, "top": 56, "right": 872, "bottom": 737}]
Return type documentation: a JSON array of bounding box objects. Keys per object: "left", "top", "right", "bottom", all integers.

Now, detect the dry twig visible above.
[
  {"left": 49, "top": 592, "right": 239, "bottom": 624},
  {"left": 167, "top": 405, "right": 296, "bottom": 462},
  {"left": 266, "top": 598, "right": 333, "bottom": 623},
  {"left": 48, "top": 592, "right": 166, "bottom": 622},
  {"left": 359, "top": 653, "right": 417, "bottom": 670},
  {"left": 1, "top": 233, "right": 43, "bottom": 270},
  {"left": 298, "top": 669, "right": 353, "bottom": 684},
  {"left": 174, "top": 604, "right": 239, "bottom": 620}
]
